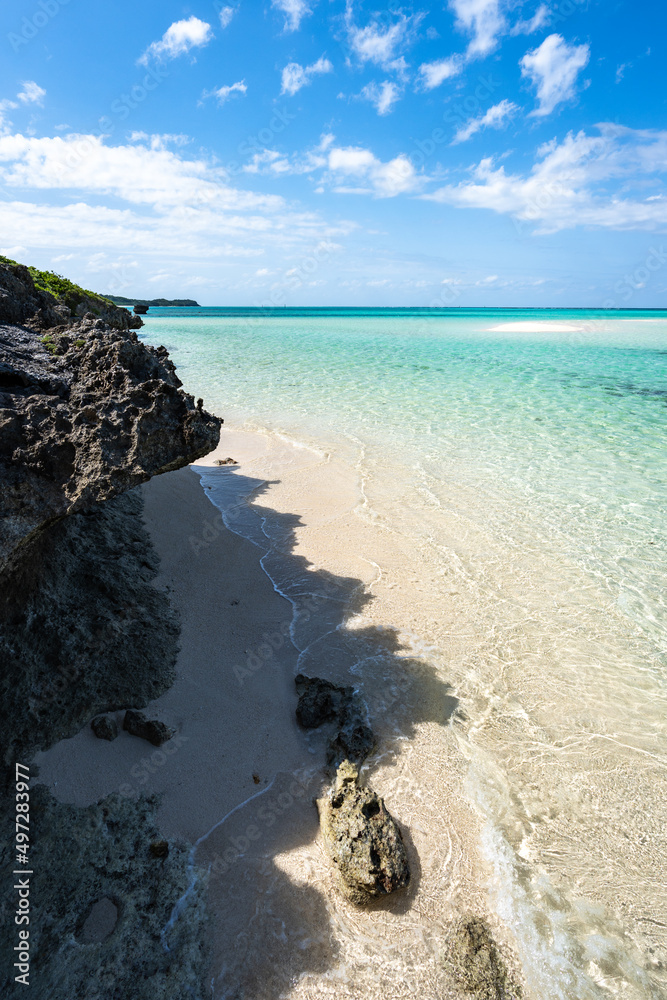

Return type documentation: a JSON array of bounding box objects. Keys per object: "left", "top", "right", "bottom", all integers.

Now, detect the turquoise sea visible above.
[{"left": 140, "top": 308, "right": 667, "bottom": 1000}]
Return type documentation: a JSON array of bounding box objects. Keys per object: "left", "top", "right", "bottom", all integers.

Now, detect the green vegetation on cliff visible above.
[{"left": 0, "top": 254, "right": 115, "bottom": 315}]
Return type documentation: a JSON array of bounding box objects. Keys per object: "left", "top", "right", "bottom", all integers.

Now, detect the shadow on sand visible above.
[{"left": 189, "top": 468, "right": 460, "bottom": 999}]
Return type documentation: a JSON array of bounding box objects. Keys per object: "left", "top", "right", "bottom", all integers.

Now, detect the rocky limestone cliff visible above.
[
  {"left": 0, "top": 258, "right": 142, "bottom": 331},
  {"left": 0, "top": 267, "right": 221, "bottom": 760},
  {"left": 0, "top": 263, "right": 218, "bottom": 998},
  {"left": 0, "top": 309, "right": 220, "bottom": 579}
]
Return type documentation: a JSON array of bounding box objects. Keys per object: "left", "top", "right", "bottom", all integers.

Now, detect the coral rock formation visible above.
[{"left": 317, "top": 760, "right": 410, "bottom": 904}]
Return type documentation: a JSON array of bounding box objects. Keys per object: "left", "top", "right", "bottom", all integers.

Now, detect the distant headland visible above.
[{"left": 105, "top": 295, "right": 201, "bottom": 307}]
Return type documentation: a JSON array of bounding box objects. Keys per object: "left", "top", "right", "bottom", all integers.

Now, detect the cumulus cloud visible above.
[
  {"left": 417, "top": 2, "right": 548, "bottom": 91},
  {"left": 203, "top": 81, "right": 247, "bottom": 105},
  {"left": 452, "top": 99, "right": 519, "bottom": 143},
  {"left": 521, "top": 34, "right": 590, "bottom": 116},
  {"left": 272, "top": 0, "right": 313, "bottom": 32},
  {"left": 240, "top": 132, "right": 423, "bottom": 197},
  {"left": 0, "top": 130, "right": 357, "bottom": 276},
  {"left": 417, "top": 55, "right": 463, "bottom": 90},
  {"left": 449, "top": 0, "right": 506, "bottom": 57},
  {"left": 360, "top": 80, "right": 401, "bottom": 116},
  {"left": 281, "top": 57, "right": 333, "bottom": 96},
  {"left": 327, "top": 144, "right": 421, "bottom": 197},
  {"left": 17, "top": 81, "right": 46, "bottom": 105},
  {"left": 427, "top": 123, "right": 667, "bottom": 232},
  {"left": 244, "top": 149, "right": 291, "bottom": 174},
  {"left": 138, "top": 17, "right": 213, "bottom": 65},
  {"left": 218, "top": 6, "right": 235, "bottom": 28}
]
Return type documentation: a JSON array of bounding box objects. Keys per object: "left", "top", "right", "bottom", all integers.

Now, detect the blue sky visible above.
[{"left": 0, "top": 0, "right": 666, "bottom": 305}]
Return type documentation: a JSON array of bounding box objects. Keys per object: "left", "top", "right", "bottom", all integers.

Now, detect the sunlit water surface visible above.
[{"left": 141, "top": 308, "right": 667, "bottom": 1000}]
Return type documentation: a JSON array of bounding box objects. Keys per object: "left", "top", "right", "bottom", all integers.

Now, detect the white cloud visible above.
[
  {"left": 0, "top": 82, "right": 47, "bottom": 134},
  {"left": 244, "top": 149, "right": 291, "bottom": 174},
  {"left": 427, "top": 123, "right": 667, "bottom": 232},
  {"left": 0, "top": 130, "right": 358, "bottom": 277},
  {"left": 521, "top": 34, "right": 590, "bottom": 117},
  {"left": 203, "top": 80, "right": 247, "bottom": 105},
  {"left": 328, "top": 145, "right": 421, "bottom": 197},
  {"left": 242, "top": 133, "right": 334, "bottom": 176},
  {"left": 417, "top": 55, "right": 463, "bottom": 90},
  {"left": 345, "top": 7, "right": 421, "bottom": 71},
  {"left": 237, "top": 132, "right": 422, "bottom": 197},
  {"left": 218, "top": 6, "right": 235, "bottom": 28},
  {"left": 0, "top": 101, "right": 17, "bottom": 135},
  {"left": 452, "top": 98, "right": 519, "bottom": 143},
  {"left": 138, "top": 17, "right": 213, "bottom": 65},
  {"left": 17, "top": 81, "right": 46, "bottom": 105},
  {"left": 128, "top": 132, "right": 190, "bottom": 149},
  {"left": 272, "top": 0, "right": 313, "bottom": 32},
  {"left": 510, "top": 4, "right": 550, "bottom": 35},
  {"left": 450, "top": 0, "right": 506, "bottom": 57},
  {"left": 360, "top": 80, "right": 401, "bottom": 116},
  {"left": 281, "top": 57, "right": 333, "bottom": 96}
]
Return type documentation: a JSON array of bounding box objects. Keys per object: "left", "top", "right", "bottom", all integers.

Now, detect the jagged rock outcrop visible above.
[
  {"left": 295, "top": 673, "right": 375, "bottom": 771},
  {"left": 0, "top": 259, "right": 142, "bottom": 331},
  {"left": 0, "top": 262, "right": 221, "bottom": 763},
  {"left": 0, "top": 263, "right": 216, "bottom": 998},
  {"left": 317, "top": 760, "right": 410, "bottom": 904},
  {"left": 0, "top": 312, "right": 221, "bottom": 577}
]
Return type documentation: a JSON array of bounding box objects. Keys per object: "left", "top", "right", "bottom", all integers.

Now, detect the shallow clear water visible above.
[{"left": 141, "top": 308, "right": 667, "bottom": 999}]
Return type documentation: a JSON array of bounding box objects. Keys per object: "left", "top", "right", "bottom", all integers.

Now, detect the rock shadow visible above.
[{"left": 193, "top": 465, "right": 462, "bottom": 998}]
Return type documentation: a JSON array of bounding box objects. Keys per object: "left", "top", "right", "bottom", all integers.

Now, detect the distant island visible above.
[{"left": 105, "top": 295, "right": 201, "bottom": 307}]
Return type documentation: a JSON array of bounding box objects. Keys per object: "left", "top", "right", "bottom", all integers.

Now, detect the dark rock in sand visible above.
[
  {"left": 326, "top": 715, "right": 375, "bottom": 771},
  {"left": 295, "top": 673, "right": 343, "bottom": 728},
  {"left": 317, "top": 760, "right": 410, "bottom": 905},
  {"left": 91, "top": 715, "right": 119, "bottom": 741},
  {"left": 444, "top": 915, "right": 523, "bottom": 999},
  {"left": 213, "top": 456, "right": 237, "bottom": 465},
  {"left": 295, "top": 673, "right": 375, "bottom": 769},
  {"left": 123, "top": 709, "right": 175, "bottom": 747}
]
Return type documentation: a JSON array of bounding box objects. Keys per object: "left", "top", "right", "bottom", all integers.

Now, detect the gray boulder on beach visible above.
[{"left": 317, "top": 760, "right": 410, "bottom": 904}]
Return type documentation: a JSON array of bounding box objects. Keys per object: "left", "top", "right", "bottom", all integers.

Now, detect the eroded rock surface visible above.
[
  {"left": 0, "top": 490, "right": 180, "bottom": 765},
  {"left": 0, "top": 788, "right": 208, "bottom": 1000},
  {"left": 317, "top": 760, "right": 410, "bottom": 904},
  {"left": 0, "top": 313, "right": 221, "bottom": 577},
  {"left": 0, "top": 259, "right": 142, "bottom": 332},
  {"left": 295, "top": 673, "right": 374, "bottom": 770},
  {"left": 91, "top": 715, "right": 119, "bottom": 741},
  {"left": 123, "top": 709, "right": 176, "bottom": 747},
  {"left": 443, "top": 915, "right": 523, "bottom": 1000}
]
